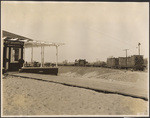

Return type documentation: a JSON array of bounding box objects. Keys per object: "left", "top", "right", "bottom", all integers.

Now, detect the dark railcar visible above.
[
  {"left": 107, "top": 58, "right": 119, "bottom": 68},
  {"left": 93, "top": 61, "right": 107, "bottom": 67},
  {"left": 143, "top": 58, "right": 148, "bottom": 70},
  {"left": 118, "top": 55, "right": 144, "bottom": 70},
  {"left": 74, "top": 59, "right": 88, "bottom": 66},
  {"left": 118, "top": 57, "right": 128, "bottom": 69},
  {"left": 85, "top": 62, "right": 93, "bottom": 67},
  {"left": 130, "top": 55, "right": 144, "bottom": 70}
]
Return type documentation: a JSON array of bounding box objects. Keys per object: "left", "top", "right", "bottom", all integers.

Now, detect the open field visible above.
[{"left": 2, "top": 66, "right": 149, "bottom": 116}]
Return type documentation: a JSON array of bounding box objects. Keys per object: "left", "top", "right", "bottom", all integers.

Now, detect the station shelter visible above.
[{"left": 2, "top": 30, "right": 64, "bottom": 75}]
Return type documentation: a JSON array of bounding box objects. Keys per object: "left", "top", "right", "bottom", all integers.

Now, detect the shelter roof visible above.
[
  {"left": 2, "top": 30, "right": 33, "bottom": 41},
  {"left": 2, "top": 30, "right": 64, "bottom": 48}
]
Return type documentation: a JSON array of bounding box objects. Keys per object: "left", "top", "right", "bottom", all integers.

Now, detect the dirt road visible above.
[{"left": 2, "top": 75, "right": 148, "bottom": 116}]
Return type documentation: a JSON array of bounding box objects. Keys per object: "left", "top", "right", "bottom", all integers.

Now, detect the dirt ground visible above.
[
  {"left": 2, "top": 72, "right": 148, "bottom": 116},
  {"left": 59, "top": 66, "right": 148, "bottom": 84}
]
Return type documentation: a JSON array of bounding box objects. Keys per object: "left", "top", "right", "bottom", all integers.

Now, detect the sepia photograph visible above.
[{"left": 1, "top": 1, "right": 149, "bottom": 117}]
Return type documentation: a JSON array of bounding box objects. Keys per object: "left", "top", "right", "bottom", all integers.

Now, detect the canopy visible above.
[
  {"left": 2, "top": 30, "right": 64, "bottom": 67},
  {"left": 2, "top": 30, "right": 64, "bottom": 48}
]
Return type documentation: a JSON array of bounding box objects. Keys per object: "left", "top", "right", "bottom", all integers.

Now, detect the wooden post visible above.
[
  {"left": 23, "top": 47, "right": 25, "bottom": 67},
  {"left": 41, "top": 46, "right": 43, "bottom": 67},
  {"left": 43, "top": 46, "right": 44, "bottom": 67},
  {"left": 6, "top": 47, "right": 9, "bottom": 69},
  {"left": 56, "top": 45, "right": 58, "bottom": 67},
  {"left": 31, "top": 46, "right": 33, "bottom": 64}
]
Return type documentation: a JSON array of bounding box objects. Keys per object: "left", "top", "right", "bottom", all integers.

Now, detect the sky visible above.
[{"left": 2, "top": 2, "right": 149, "bottom": 63}]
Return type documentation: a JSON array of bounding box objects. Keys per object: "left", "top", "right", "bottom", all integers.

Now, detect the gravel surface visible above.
[
  {"left": 59, "top": 66, "right": 148, "bottom": 83},
  {"left": 58, "top": 66, "right": 120, "bottom": 76},
  {"left": 2, "top": 75, "right": 148, "bottom": 116}
]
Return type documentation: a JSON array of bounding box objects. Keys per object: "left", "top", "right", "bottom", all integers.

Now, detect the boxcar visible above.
[
  {"left": 130, "top": 55, "right": 144, "bottom": 70},
  {"left": 107, "top": 58, "right": 119, "bottom": 68},
  {"left": 93, "top": 61, "right": 107, "bottom": 67},
  {"left": 74, "top": 59, "right": 87, "bottom": 66},
  {"left": 143, "top": 58, "right": 148, "bottom": 69},
  {"left": 118, "top": 57, "right": 128, "bottom": 69},
  {"left": 118, "top": 55, "right": 144, "bottom": 70}
]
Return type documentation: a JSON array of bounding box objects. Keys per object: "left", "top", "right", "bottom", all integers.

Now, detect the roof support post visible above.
[
  {"left": 41, "top": 46, "right": 43, "bottom": 67},
  {"left": 56, "top": 45, "right": 58, "bottom": 67},
  {"left": 31, "top": 46, "right": 33, "bottom": 65},
  {"left": 43, "top": 46, "right": 44, "bottom": 67},
  {"left": 23, "top": 47, "right": 25, "bottom": 67},
  {"left": 40, "top": 45, "right": 45, "bottom": 67}
]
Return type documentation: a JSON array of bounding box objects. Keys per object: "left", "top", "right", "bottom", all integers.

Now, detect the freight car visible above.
[
  {"left": 74, "top": 59, "right": 88, "bottom": 66},
  {"left": 106, "top": 58, "right": 119, "bottom": 68},
  {"left": 143, "top": 58, "right": 148, "bottom": 70},
  {"left": 93, "top": 61, "right": 107, "bottom": 67},
  {"left": 118, "top": 57, "right": 128, "bottom": 69},
  {"left": 118, "top": 55, "right": 144, "bottom": 70},
  {"left": 66, "top": 62, "right": 75, "bottom": 66},
  {"left": 85, "top": 62, "right": 94, "bottom": 67}
]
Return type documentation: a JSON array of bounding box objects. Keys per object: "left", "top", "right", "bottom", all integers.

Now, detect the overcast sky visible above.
[{"left": 2, "top": 2, "right": 149, "bottom": 63}]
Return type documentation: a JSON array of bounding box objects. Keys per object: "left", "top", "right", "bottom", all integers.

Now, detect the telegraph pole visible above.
[
  {"left": 138, "top": 43, "right": 141, "bottom": 55},
  {"left": 136, "top": 43, "right": 141, "bottom": 55},
  {"left": 123, "top": 49, "right": 129, "bottom": 69}
]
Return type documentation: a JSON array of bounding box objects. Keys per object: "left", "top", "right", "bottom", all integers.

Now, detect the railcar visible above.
[
  {"left": 74, "top": 59, "right": 88, "bottom": 66},
  {"left": 118, "top": 55, "right": 144, "bottom": 70},
  {"left": 85, "top": 62, "right": 94, "bottom": 67},
  {"left": 93, "top": 61, "right": 107, "bottom": 67},
  {"left": 106, "top": 58, "right": 119, "bottom": 68}
]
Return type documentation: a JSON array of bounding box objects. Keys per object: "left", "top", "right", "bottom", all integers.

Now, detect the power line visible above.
[{"left": 84, "top": 25, "right": 136, "bottom": 48}]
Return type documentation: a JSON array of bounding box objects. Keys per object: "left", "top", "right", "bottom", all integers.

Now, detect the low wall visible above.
[{"left": 19, "top": 67, "right": 58, "bottom": 75}]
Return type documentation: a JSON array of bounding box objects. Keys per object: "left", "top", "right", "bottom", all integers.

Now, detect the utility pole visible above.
[
  {"left": 123, "top": 49, "right": 129, "bottom": 69},
  {"left": 138, "top": 43, "right": 141, "bottom": 55},
  {"left": 136, "top": 43, "right": 141, "bottom": 55}
]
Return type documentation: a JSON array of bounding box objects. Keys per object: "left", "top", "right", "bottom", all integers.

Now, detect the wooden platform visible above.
[{"left": 19, "top": 67, "right": 58, "bottom": 75}]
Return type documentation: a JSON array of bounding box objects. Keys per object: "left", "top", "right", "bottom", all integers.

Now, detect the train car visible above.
[
  {"left": 118, "top": 55, "right": 144, "bottom": 70},
  {"left": 118, "top": 57, "right": 128, "bottom": 69},
  {"left": 143, "top": 58, "right": 148, "bottom": 70},
  {"left": 130, "top": 55, "right": 144, "bottom": 70},
  {"left": 93, "top": 61, "right": 107, "bottom": 67},
  {"left": 74, "top": 59, "right": 88, "bottom": 66},
  {"left": 66, "top": 62, "right": 75, "bottom": 66},
  {"left": 85, "top": 62, "right": 94, "bottom": 67},
  {"left": 107, "top": 58, "right": 119, "bottom": 68}
]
